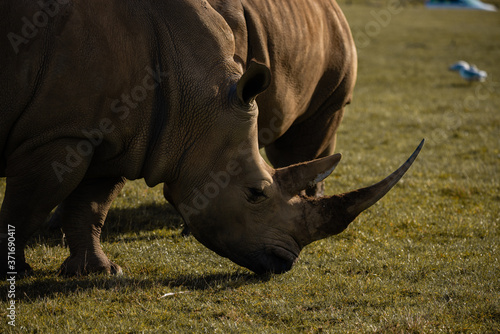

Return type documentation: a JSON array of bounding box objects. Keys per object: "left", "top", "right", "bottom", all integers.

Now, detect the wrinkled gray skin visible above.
[{"left": 0, "top": 0, "right": 421, "bottom": 276}]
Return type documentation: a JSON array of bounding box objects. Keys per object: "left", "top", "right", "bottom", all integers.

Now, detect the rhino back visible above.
[
  {"left": 241, "top": 0, "right": 357, "bottom": 139},
  {"left": 1, "top": 0, "right": 168, "bottom": 178}
]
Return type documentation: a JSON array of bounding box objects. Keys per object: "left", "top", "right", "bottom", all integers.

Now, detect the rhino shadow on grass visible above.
[
  {"left": 91, "top": 203, "right": 185, "bottom": 243},
  {"left": 3, "top": 271, "right": 267, "bottom": 302}
]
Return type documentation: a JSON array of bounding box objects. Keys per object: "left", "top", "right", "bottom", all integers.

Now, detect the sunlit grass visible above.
[{"left": 1, "top": 3, "right": 499, "bottom": 333}]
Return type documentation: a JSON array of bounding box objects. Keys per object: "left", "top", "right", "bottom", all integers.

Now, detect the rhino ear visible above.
[
  {"left": 274, "top": 154, "right": 342, "bottom": 196},
  {"left": 236, "top": 60, "right": 271, "bottom": 105}
]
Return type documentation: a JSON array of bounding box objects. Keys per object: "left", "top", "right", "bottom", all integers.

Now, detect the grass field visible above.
[{"left": 1, "top": 3, "right": 499, "bottom": 333}]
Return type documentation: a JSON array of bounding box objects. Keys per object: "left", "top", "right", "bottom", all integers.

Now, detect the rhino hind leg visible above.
[{"left": 58, "top": 177, "right": 126, "bottom": 276}]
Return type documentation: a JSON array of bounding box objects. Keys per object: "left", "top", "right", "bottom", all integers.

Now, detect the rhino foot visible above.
[{"left": 59, "top": 253, "right": 122, "bottom": 277}]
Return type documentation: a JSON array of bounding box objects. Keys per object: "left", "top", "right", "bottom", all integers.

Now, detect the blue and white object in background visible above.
[
  {"left": 426, "top": 0, "right": 497, "bottom": 11},
  {"left": 449, "top": 61, "right": 488, "bottom": 82}
]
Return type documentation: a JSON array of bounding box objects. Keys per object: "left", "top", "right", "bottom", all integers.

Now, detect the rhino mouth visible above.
[
  {"left": 241, "top": 246, "right": 298, "bottom": 275},
  {"left": 266, "top": 247, "right": 298, "bottom": 274},
  {"left": 192, "top": 228, "right": 299, "bottom": 274}
]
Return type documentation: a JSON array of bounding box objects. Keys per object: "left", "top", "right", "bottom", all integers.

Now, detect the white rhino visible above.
[{"left": 0, "top": 0, "right": 422, "bottom": 276}]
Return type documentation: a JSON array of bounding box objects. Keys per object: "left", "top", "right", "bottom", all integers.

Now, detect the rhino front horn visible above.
[{"left": 300, "top": 139, "right": 424, "bottom": 246}]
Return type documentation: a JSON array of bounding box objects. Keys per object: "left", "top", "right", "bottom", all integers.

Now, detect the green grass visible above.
[{"left": 1, "top": 4, "right": 499, "bottom": 333}]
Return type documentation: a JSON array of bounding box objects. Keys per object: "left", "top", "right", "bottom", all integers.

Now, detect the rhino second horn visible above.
[
  {"left": 275, "top": 153, "right": 342, "bottom": 196},
  {"left": 301, "top": 139, "right": 424, "bottom": 245}
]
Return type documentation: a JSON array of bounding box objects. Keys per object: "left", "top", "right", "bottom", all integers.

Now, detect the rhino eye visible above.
[{"left": 247, "top": 187, "right": 268, "bottom": 204}]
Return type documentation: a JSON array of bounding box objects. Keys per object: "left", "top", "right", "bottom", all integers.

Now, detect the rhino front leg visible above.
[
  {"left": 0, "top": 179, "right": 54, "bottom": 276},
  {"left": 59, "top": 177, "right": 126, "bottom": 276},
  {"left": 0, "top": 142, "right": 91, "bottom": 277}
]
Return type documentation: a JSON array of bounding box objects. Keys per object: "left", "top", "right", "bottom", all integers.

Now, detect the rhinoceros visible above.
[{"left": 0, "top": 0, "right": 422, "bottom": 276}]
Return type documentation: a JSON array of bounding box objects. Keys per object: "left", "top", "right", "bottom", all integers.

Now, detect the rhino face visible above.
[
  {"left": 183, "top": 142, "right": 423, "bottom": 274},
  {"left": 170, "top": 61, "right": 423, "bottom": 274},
  {"left": 187, "top": 179, "right": 304, "bottom": 274}
]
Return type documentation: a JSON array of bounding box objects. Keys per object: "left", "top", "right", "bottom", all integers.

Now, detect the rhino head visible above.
[{"left": 166, "top": 60, "right": 423, "bottom": 274}]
